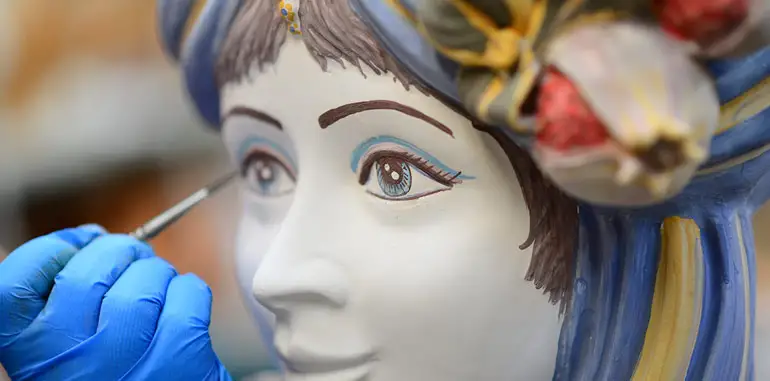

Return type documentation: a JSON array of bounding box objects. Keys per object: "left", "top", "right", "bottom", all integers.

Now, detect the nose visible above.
[
  {"left": 250, "top": 192, "right": 352, "bottom": 314},
  {"left": 252, "top": 257, "right": 350, "bottom": 313},
  {"left": 250, "top": 163, "right": 357, "bottom": 314}
]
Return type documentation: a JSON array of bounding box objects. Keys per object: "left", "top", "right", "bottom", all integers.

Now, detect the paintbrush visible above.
[{"left": 129, "top": 171, "right": 238, "bottom": 241}]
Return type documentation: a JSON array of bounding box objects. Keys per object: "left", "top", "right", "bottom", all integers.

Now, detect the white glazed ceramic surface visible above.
[{"left": 219, "top": 39, "right": 561, "bottom": 381}]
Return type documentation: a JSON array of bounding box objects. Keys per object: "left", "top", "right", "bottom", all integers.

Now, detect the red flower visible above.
[
  {"left": 535, "top": 67, "right": 609, "bottom": 151},
  {"left": 655, "top": 0, "right": 749, "bottom": 46}
]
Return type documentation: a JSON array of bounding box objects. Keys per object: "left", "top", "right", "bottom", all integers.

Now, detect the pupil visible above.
[
  {"left": 255, "top": 160, "right": 275, "bottom": 183},
  {"left": 380, "top": 158, "right": 404, "bottom": 185},
  {"left": 376, "top": 157, "right": 411, "bottom": 197}
]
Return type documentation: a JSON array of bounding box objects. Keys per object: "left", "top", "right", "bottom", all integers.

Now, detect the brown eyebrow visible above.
[
  {"left": 318, "top": 100, "right": 454, "bottom": 137},
  {"left": 222, "top": 106, "right": 282, "bottom": 130}
]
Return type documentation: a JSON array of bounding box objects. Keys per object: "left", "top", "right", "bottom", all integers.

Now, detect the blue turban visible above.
[{"left": 157, "top": 0, "right": 243, "bottom": 126}]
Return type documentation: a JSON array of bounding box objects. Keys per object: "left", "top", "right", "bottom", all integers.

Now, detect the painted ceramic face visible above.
[{"left": 221, "top": 39, "right": 560, "bottom": 381}]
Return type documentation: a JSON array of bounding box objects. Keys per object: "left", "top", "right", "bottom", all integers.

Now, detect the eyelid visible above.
[
  {"left": 350, "top": 136, "right": 473, "bottom": 180},
  {"left": 237, "top": 136, "right": 297, "bottom": 172}
]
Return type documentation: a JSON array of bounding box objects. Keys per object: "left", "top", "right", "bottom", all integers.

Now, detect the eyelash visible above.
[{"left": 358, "top": 149, "right": 463, "bottom": 186}]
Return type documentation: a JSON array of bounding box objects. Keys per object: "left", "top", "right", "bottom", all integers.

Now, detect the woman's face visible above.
[{"left": 221, "top": 39, "right": 560, "bottom": 381}]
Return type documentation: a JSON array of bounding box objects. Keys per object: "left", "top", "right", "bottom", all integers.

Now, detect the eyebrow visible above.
[
  {"left": 222, "top": 106, "right": 282, "bottom": 130},
  {"left": 318, "top": 100, "right": 454, "bottom": 137}
]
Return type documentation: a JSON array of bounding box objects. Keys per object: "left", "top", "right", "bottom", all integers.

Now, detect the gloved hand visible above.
[{"left": 0, "top": 225, "right": 233, "bottom": 381}]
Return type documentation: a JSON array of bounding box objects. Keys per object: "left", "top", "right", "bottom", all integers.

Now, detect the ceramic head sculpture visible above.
[
  {"left": 158, "top": 0, "right": 577, "bottom": 379},
  {"left": 157, "top": 0, "right": 770, "bottom": 380}
]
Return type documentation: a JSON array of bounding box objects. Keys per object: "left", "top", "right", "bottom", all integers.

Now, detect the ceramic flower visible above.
[
  {"left": 534, "top": 22, "right": 718, "bottom": 205},
  {"left": 409, "top": 0, "right": 767, "bottom": 206}
]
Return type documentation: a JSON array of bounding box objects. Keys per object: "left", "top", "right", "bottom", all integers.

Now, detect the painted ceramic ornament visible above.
[
  {"left": 278, "top": 0, "right": 301, "bottom": 35},
  {"left": 358, "top": 0, "right": 770, "bottom": 207},
  {"left": 157, "top": 0, "right": 770, "bottom": 380}
]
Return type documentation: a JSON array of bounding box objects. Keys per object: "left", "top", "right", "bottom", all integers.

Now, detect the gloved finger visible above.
[
  {"left": 96, "top": 256, "right": 177, "bottom": 372},
  {"left": 159, "top": 273, "right": 213, "bottom": 330},
  {"left": 4, "top": 257, "right": 173, "bottom": 381},
  {"left": 0, "top": 225, "right": 106, "bottom": 342},
  {"left": 121, "top": 274, "right": 219, "bottom": 381},
  {"left": 36, "top": 234, "right": 154, "bottom": 340}
]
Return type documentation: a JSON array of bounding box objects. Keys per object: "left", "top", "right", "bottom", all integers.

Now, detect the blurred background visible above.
[
  {"left": 0, "top": 2, "right": 768, "bottom": 381},
  {"left": 0, "top": 1, "right": 273, "bottom": 380}
]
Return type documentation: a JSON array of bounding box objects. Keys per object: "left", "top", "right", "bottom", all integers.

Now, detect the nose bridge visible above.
[{"left": 251, "top": 191, "right": 351, "bottom": 312}]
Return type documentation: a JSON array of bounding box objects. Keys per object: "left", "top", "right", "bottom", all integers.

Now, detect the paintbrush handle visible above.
[
  {"left": 130, "top": 171, "right": 238, "bottom": 241},
  {"left": 130, "top": 189, "right": 209, "bottom": 241}
]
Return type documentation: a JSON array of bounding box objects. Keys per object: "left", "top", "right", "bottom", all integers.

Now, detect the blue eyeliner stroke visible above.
[
  {"left": 237, "top": 136, "right": 297, "bottom": 171},
  {"left": 350, "top": 136, "right": 475, "bottom": 180}
]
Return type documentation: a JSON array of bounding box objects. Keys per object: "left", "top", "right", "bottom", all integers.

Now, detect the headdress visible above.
[
  {"left": 157, "top": 0, "right": 312, "bottom": 125},
  {"left": 157, "top": 0, "right": 243, "bottom": 126}
]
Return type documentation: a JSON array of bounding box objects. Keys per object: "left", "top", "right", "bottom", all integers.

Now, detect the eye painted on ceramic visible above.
[
  {"left": 238, "top": 136, "right": 298, "bottom": 197},
  {"left": 351, "top": 136, "right": 475, "bottom": 201}
]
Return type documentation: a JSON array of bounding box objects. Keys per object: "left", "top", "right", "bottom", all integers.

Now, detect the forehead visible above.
[{"left": 219, "top": 39, "right": 471, "bottom": 141}]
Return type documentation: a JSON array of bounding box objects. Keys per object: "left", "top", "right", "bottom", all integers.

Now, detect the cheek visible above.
[
  {"left": 352, "top": 218, "right": 530, "bottom": 339},
  {"left": 243, "top": 192, "right": 293, "bottom": 225},
  {"left": 348, "top": 175, "right": 534, "bottom": 328},
  {"left": 234, "top": 192, "right": 293, "bottom": 282},
  {"left": 234, "top": 212, "right": 281, "bottom": 297}
]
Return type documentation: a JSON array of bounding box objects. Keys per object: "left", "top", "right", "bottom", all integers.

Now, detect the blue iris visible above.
[
  {"left": 376, "top": 161, "right": 412, "bottom": 197},
  {"left": 255, "top": 162, "right": 278, "bottom": 194}
]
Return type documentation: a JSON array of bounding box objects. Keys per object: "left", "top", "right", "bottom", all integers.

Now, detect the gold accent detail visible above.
[
  {"left": 696, "top": 143, "right": 770, "bottom": 176},
  {"left": 632, "top": 217, "right": 703, "bottom": 381},
  {"left": 717, "top": 75, "right": 770, "bottom": 134},
  {"left": 426, "top": 0, "right": 520, "bottom": 70},
  {"left": 384, "top": 0, "right": 417, "bottom": 24},
  {"left": 181, "top": 0, "right": 208, "bottom": 47},
  {"left": 476, "top": 75, "right": 505, "bottom": 122},
  {"left": 421, "top": 0, "right": 547, "bottom": 71},
  {"left": 506, "top": 0, "right": 533, "bottom": 31}
]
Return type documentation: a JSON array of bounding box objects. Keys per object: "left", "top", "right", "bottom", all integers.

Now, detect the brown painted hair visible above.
[{"left": 215, "top": 0, "right": 578, "bottom": 309}]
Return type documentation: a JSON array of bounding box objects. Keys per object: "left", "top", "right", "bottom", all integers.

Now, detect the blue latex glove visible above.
[{"left": 0, "top": 226, "right": 233, "bottom": 381}]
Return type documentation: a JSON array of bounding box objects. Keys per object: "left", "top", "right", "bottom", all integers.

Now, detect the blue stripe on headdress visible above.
[
  {"left": 157, "top": 0, "right": 243, "bottom": 126},
  {"left": 157, "top": 0, "right": 197, "bottom": 60},
  {"left": 350, "top": 0, "right": 461, "bottom": 110}
]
